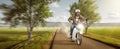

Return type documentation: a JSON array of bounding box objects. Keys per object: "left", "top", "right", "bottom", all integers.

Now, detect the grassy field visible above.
[
  {"left": 1, "top": 26, "right": 120, "bottom": 48},
  {"left": 85, "top": 26, "right": 120, "bottom": 47},
  {"left": 0, "top": 27, "right": 57, "bottom": 49}
]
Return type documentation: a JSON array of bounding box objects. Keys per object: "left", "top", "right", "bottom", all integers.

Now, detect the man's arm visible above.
[
  {"left": 80, "top": 15, "right": 86, "bottom": 21},
  {"left": 80, "top": 15, "right": 87, "bottom": 24},
  {"left": 68, "top": 17, "right": 73, "bottom": 24}
]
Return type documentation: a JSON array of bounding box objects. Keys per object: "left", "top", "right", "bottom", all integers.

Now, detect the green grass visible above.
[
  {"left": 85, "top": 27, "right": 120, "bottom": 47},
  {"left": 0, "top": 27, "right": 57, "bottom": 49}
]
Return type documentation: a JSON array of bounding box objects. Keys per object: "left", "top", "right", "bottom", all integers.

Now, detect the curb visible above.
[
  {"left": 49, "top": 29, "right": 58, "bottom": 49},
  {"left": 83, "top": 35, "right": 120, "bottom": 49}
]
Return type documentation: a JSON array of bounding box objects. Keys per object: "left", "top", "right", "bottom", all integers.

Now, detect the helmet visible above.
[{"left": 75, "top": 9, "right": 80, "bottom": 12}]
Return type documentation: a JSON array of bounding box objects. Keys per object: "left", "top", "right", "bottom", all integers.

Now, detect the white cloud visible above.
[
  {"left": 96, "top": 0, "right": 120, "bottom": 23},
  {"left": 50, "top": 10, "right": 55, "bottom": 13},
  {"left": 100, "top": 18, "right": 120, "bottom": 23},
  {"left": 46, "top": 15, "right": 69, "bottom": 22},
  {"left": 0, "top": 10, "right": 8, "bottom": 23},
  {"left": 65, "top": 7, "right": 70, "bottom": 11},
  {"left": 49, "top": 2, "right": 60, "bottom": 8},
  {"left": 0, "top": 13, "right": 5, "bottom": 23},
  {"left": 108, "top": 12, "right": 120, "bottom": 18},
  {"left": 0, "top": 14, "right": 4, "bottom": 18}
]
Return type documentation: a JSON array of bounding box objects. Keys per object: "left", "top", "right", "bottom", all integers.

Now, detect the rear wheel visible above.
[{"left": 76, "top": 33, "right": 82, "bottom": 45}]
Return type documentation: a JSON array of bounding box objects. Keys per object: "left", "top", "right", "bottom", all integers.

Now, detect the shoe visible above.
[{"left": 70, "top": 38, "right": 74, "bottom": 42}]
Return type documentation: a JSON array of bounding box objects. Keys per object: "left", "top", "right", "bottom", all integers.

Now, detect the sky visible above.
[
  {"left": 0, "top": 0, "right": 120, "bottom": 23},
  {"left": 96, "top": 0, "right": 120, "bottom": 23}
]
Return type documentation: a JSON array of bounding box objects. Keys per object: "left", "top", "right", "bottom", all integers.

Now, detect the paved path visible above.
[{"left": 51, "top": 29, "right": 118, "bottom": 49}]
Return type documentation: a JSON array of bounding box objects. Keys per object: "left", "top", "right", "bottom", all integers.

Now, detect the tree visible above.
[
  {"left": 0, "top": 0, "right": 60, "bottom": 40},
  {"left": 69, "top": 0, "right": 101, "bottom": 34}
]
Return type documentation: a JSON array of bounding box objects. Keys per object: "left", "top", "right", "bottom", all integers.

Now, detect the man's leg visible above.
[
  {"left": 70, "top": 25, "right": 75, "bottom": 38},
  {"left": 70, "top": 26, "right": 73, "bottom": 38}
]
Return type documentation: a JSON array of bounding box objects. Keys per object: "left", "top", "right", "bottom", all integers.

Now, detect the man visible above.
[
  {"left": 68, "top": 9, "right": 85, "bottom": 38},
  {"left": 68, "top": 16, "right": 74, "bottom": 38}
]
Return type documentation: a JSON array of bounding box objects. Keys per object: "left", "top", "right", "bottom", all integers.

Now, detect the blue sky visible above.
[
  {"left": 0, "top": 0, "right": 120, "bottom": 23},
  {"left": 46, "top": 0, "right": 78, "bottom": 22}
]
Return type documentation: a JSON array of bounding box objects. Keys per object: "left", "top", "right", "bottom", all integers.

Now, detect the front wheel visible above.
[{"left": 76, "top": 33, "right": 82, "bottom": 45}]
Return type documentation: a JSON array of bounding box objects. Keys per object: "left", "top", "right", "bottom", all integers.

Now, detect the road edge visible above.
[
  {"left": 49, "top": 29, "right": 58, "bottom": 49},
  {"left": 83, "top": 35, "right": 120, "bottom": 49}
]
